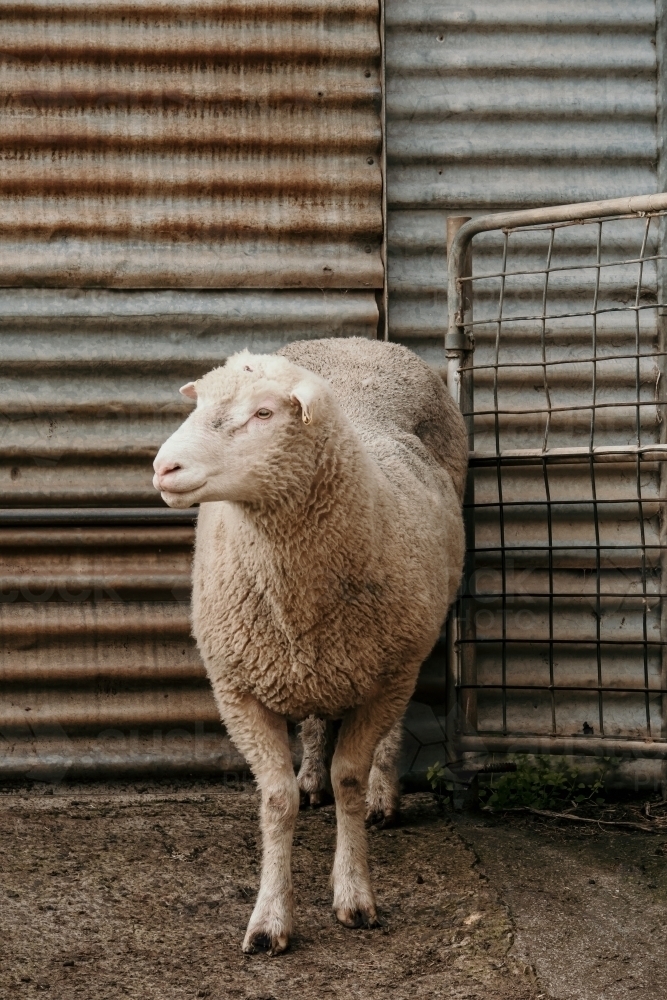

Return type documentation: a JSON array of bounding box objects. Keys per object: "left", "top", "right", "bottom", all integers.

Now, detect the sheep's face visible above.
[{"left": 153, "top": 352, "right": 322, "bottom": 508}]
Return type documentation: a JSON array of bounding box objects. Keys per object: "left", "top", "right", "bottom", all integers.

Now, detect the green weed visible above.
[
  {"left": 479, "top": 754, "right": 617, "bottom": 812},
  {"left": 426, "top": 755, "right": 620, "bottom": 812},
  {"left": 426, "top": 761, "right": 454, "bottom": 805}
]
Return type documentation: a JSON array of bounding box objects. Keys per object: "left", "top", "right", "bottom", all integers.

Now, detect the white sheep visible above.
[{"left": 153, "top": 337, "right": 467, "bottom": 955}]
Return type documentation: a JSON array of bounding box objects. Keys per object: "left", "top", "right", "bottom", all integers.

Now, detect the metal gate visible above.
[{"left": 446, "top": 193, "right": 667, "bottom": 769}]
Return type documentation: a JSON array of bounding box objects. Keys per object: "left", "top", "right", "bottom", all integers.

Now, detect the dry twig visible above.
[{"left": 483, "top": 805, "right": 656, "bottom": 833}]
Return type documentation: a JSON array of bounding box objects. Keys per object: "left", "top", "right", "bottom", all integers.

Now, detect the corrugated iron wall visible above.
[
  {"left": 0, "top": 0, "right": 383, "bottom": 287},
  {"left": 0, "top": 510, "right": 225, "bottom": 779},
  {"left": 0, "top": 294, "right": 378, "bottom": 779},
  {"left": 0, "top": 0, "right": 384, "bottom": 778},
  {"left": 385, "top": 0, "right": 658, "bottom": 361},
  {"left": 6, "top": 0, "right": 666, "bottom": 783},
  {"left": 0, "top": 289, "right": 378, "bottom": 506},
  {"left": 388, "top": 1, "right": 667, "bottom": 783}
]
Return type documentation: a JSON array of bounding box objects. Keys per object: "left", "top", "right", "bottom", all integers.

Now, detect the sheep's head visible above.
[{"left": 153, "top": 351, "right": 326, "bottom": 508}]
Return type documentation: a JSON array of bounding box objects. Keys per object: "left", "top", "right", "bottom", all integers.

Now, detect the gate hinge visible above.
[{"left": 445, "top": 330, "right": 474, "bottom": 351}]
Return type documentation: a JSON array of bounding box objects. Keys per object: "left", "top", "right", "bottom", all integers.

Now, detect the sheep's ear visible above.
[
  {"left": 179, "top": 381, "right": 198, "bottom": 400},
  {"left": 290, "top": 378, "right": 318, "bottom": 425}
]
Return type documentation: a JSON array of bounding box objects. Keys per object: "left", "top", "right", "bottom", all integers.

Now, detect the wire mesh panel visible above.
[{"left": 447, "top": 195, "right": 667, "bottom": 761}]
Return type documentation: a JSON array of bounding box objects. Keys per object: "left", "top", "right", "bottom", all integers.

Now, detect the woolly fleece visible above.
[{"left": 191, "top": 337, "right": 467, "bottom": 721}]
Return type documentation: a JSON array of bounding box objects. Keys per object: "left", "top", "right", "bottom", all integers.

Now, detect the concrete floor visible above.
[{"left": 454, "top": 812, "right": 667, "bottom": 1000}]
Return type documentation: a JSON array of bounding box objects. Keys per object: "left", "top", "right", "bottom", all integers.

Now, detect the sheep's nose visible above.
[
  {"left": 155, "top": 459, "right": 181, "bottom": 477},
  {"left": 153, "top": 448, "right": 183, "bottom": 476},
  {"left": 153, "top": 456, "right": 185, "bottom": 493}
]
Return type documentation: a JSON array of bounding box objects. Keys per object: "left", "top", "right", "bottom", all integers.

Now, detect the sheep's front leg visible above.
[
  {"left": 330, "top": 681, "right": 413, "bottom": 928},
  {"left": 214, "top": 690, "right": 299, "bottom": 956}
]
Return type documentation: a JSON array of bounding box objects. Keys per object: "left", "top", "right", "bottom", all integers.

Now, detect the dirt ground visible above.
[{"left": 0, "top": 780, "right": 664, "bottom": 1000}]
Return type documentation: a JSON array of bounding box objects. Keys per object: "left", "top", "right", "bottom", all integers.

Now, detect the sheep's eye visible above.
[{"left": 256, "top": 408, "right": 272, "bottom": 419}]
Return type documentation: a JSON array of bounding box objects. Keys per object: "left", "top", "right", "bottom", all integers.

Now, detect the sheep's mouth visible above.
[{"left": 159, "top": 483, "right": 207, "bottom": 509}]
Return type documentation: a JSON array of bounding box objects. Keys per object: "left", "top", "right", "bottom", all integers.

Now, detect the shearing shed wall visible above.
[
  {"left": 1, "top": 290, "right": 379, "bottom": 779},
  {"left": 0, "top": 0, "right": 383, "bottom": 287},
  {"left": 385, "top": 0, "right": 659, "bottom": 359}
]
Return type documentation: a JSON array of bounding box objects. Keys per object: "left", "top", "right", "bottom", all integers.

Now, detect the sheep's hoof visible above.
[
  {"left": 334, "top": 906, "right": 380, "bottom": 930},
  {"left": 299, "top": 788, "right": 333, "bottom": 810},
  {"left": 242, "top": 929, "right": 290, "bottom": 957},
  {"left": 365, "top": 806, "right": 399, "bottom": 829}
]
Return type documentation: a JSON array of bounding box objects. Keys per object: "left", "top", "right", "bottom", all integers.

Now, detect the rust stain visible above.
[{"left": 0, "top": 0, "right": 383, "bottom": 287}]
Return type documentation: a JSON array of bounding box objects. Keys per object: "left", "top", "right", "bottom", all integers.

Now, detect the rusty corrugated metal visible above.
[
  {"left": 0, "top": 289, "right": 378, "bottom": 505},
  {"left": 0, "top": 290, "right": 376, "bottom": 777},
  {"left": 0, "top": 0, "right": 383, "bottom": 288},
  {"left": 0, "top": 518, "right": 229, "bottom": 776},
  {"left": 0, "top": 513, "right": 441, "bottom": 778},
  {"left": 0, "top": 1, "right": 384, "bottom": 778},
  {"left": 0, "top": 0, "right": 383, "bottom": 779}
]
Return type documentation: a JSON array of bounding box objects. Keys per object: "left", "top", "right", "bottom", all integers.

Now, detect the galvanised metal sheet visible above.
[
  {"left": 385, "top": 0, "right": 658, "bottom": 353},
  {"left": 0, "top": 288, "right": 378, "bottom": 506},
  {"left": 384, "top": 2, "right": 666, "bottom": 782},
  {"left": 0, "top": 0, "right": 383, "bottom": 288}
]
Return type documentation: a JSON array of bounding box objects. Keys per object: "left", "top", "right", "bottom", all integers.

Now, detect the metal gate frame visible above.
[{"left": 445, "top": 193, "right": 667, "bottom": 763}]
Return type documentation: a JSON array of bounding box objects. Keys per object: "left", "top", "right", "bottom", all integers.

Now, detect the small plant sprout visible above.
[
  {"left": 426, "top": 761, "right": 455, "bottom": 806},
  {"left": 478, "top": 755, "right": 617, "bottom": 812},
  {"left": 426, "top": 761, "right": 447, "bottom": 792}
]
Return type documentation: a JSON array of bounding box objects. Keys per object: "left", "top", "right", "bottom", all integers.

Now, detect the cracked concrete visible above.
[{"left": 454, "top": 812, "right": 667, "bottom": 1000}]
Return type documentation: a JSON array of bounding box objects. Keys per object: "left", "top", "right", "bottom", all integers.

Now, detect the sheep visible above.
[{"left": 152, "top": 336, "right": 467, "bottom": 956}]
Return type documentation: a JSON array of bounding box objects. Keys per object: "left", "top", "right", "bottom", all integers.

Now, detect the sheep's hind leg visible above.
[
  {"left": 330, "top": 679, "right": 413, "bottom": 929},
  {"left": 366, "top": 717, "right": 403, "bottom": 827},
  {"left": 213, "top": 689, "right": 298, "bottom": 956},
  {"left": 297, "top": 716, "right": 333, "bottom": 807}
]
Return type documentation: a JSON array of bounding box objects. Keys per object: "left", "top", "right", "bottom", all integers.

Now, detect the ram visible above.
[{"left": 153, "top": 337, "right": 467, "bottom": 955}]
